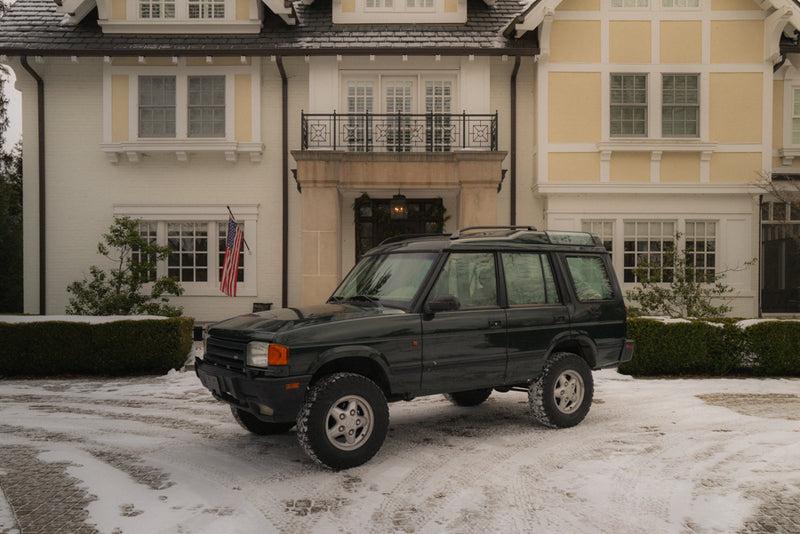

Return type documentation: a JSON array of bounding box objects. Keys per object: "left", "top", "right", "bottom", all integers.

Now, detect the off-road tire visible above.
[
  {"left": 443, "top": 388, "right": 493, "bottom": 407},
  {"left": 529, "top": 352, "right": 593, "bottom": 428},
  {"left": 296, "top": 373, "right": 389, "bottom": 470},
  {"left": 231, "top": 406, "right": 295, "bottom": 435}
]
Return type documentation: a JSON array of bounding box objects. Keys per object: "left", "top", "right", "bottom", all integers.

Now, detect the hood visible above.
[{"left": 207, "top": 303, "right": 405, "bottom": 341}]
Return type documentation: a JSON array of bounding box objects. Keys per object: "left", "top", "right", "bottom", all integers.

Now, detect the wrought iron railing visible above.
[{"left": 301, "top": 111, "right": 498, "bottom": 152}]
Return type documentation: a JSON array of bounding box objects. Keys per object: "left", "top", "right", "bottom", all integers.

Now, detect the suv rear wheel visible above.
[
  {"left": 231, "top": 406, "right": 295, "bottom": 435},
  {"left": 443, "top": 388, "right": 492, "bottom": 407},
  {"left": 529, "top": 352, "right": 593, "bottom": 428},
  {"left": 296, "top": 373, "right": 389, "bottom": 470}
]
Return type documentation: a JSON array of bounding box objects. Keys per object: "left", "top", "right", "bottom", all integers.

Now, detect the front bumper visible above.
[{"left": 195, "top": 358, "right": 311, "bottom": 423}]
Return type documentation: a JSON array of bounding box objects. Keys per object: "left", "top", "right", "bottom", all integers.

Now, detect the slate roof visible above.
[{"left": 0, "top": 0, "right": 539, "bottom": 57}]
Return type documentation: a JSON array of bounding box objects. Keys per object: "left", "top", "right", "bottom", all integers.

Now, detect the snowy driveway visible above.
[{"left": 1, "top": 368, "right": 799, "bottom": 534}]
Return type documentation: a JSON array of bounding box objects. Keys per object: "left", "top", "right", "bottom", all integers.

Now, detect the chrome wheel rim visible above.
[{"left": 325, "top": 394, "right": 374, "bottom": 451}]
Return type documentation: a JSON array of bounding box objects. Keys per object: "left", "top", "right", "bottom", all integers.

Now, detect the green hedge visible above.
[
  {"left": 0, "top": 317, "right": 194, "bottom": 376},
  {"left": 619, "top": 318, "right": 800, "bottom": 377}
]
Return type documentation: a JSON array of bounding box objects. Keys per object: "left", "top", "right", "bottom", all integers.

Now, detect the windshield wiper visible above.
[{"left": 341, "top": 295, "right": 380, "bottom": 306}]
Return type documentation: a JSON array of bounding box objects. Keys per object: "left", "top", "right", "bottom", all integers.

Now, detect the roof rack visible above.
[
  {"left": 450, "top": 226, "right": 537, "bottom": 239},
  {"left": 378, "top": 233, "right": 448, "bottom": 246}
]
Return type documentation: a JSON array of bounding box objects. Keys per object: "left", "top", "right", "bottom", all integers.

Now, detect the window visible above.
[
  {"left": 502, "top": 253, "right": 560, "bottom": 306},
  {"left": 134, "top": 221, "right": 159, "bottom": 281},
  {"left": 139, "top": 76, "right": 176, "bottom": 138},
  {"left": 612, "top": 0, "right": 648, "bottom": 6},
  {"left": 685, "top": 221, "right": 716, "bottom": 282},
  {"left": 430, "top": 252, "right": 497, "bottom": 308},
  {"left": 407, "top": 0, "right": 433, "bottom": 7},
  {"left": 425, "top": 80, "right": 453, "bottom": 152},
  {"left": 366, "top": 0, "right": 392, "bottom": 7},
  {"left": 623, "top": 221, "right": 675, "bottom": 283},
  {"left": 611, "top": 74, "right": 647, "bottom": 137},
  {"left": 188, "top": 76, "right": 225, "bottom": 138},
  {"left": 662, "top": 0, "right": 698, "bottom": 6},
  {"left": 188, "top": 0, "right": 225, "bottom": 18},
  {"left": 566, "top": 256, "right": 615, "bottom": 301},
  {"left": 581, "top": 220, "right": 614, "bottom": 257},
  {"left": 662, "top": 74, "right": 699, "bottom": 137},
  {"left": 385, "top": 80, "right": 414, "bottom": 152},
  {"left": 792, "top": 89, "right": 800, "bottom": 145},
  {"left": 139, "top": 0, "right": 176, "bottom": 18},
  {"left": 761, "top": 201, "right": 800, "bottom": 312}
]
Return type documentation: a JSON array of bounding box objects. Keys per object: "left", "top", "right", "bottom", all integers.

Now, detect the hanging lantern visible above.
[{"left": 390, "top": 193, "right": 408, "bottom": 220}]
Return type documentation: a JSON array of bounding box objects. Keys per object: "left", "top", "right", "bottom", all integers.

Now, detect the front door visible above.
[
  {"left": 355, "top": 196, "right": 446, "bottom": 259},
  {"left": 420, "top": 252, "right": 507, "bottom": 393}
]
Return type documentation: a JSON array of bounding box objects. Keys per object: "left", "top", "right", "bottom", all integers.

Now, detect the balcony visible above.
[{"left": 301, "top": 111, "right": 498, "bottom": 152}]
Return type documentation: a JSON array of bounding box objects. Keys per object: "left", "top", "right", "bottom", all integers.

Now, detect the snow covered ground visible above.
[{"left": 0, "top": 365, "right": 798, "bottom": 534}]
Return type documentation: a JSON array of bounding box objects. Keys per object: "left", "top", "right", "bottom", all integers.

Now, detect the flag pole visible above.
[{"left": 226, "top": 205, "right": 251, "bottom": 253}]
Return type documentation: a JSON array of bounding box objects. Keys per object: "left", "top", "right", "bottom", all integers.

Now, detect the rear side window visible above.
[
  {"left": 566, "top": 255, "right": 614, "bottom": 301},
  {"left": 501, "top": 253, "right": 560, "bottom": 305}
]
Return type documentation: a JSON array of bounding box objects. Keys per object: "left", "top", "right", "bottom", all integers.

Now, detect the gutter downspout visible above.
[
  {"left": 21, "top": 56, "right": 46, "bottom": 315},
  {"left": 276, "top": 57, "right": 289, "bottom": 309},
  {"left": 509, "top": 56, "right": 521, "bottom": 226}
]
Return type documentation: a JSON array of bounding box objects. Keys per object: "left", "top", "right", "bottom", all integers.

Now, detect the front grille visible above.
[{"left": 205, "top": 337, "right": 246, "bottom": 372}]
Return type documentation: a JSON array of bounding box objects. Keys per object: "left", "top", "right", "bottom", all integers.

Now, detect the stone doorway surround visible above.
[{"left": 292, "top": 150, "right": 507, "bottom": 305}]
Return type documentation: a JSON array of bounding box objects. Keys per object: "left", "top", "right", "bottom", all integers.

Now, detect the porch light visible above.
[{"left": 390, "top": 193, "right": 408, "bottom": 220}]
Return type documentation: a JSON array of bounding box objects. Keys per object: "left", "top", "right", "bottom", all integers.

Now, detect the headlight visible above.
[
  {"left": 247, "top": 342, "right": 270, "bottom": 368},
  {"left": 246, "top": 342, "right": 289, "bottom": 368}
]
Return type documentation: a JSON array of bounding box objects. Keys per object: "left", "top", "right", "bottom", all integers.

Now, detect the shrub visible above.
[
  {"left": 742, "top": 321, "right": 800, "bottom": 376},
  {"left": 0, "top": 317, "right": 193, "bottom": 376}
]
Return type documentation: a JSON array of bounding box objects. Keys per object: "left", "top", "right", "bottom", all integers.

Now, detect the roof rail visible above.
[
  {"left": 450, "top": 226, "right": 537, "bottom": 239},
  {"left": 378, "top": 233, "right": 447, "bottom": 246}
]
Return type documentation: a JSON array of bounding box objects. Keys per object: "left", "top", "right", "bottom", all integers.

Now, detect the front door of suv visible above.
[
  {"left": 501, "top": 252, "right": 571, "bottom": 382},
  {"left": 420, "top": 252, "right": 507, "bottom": 393}
]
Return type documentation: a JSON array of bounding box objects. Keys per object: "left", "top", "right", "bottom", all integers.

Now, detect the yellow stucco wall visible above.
[
  {"left": 610, "top": 21, "right": 651, "bottom": 64},
  {"left": 342, "top": 0, "right": 356, "bottom": 11},
  {"left": 710, "top": 153, "right": 762, "bottom": 182},
  {"left": 556, "top": 0, "right": 600, "bottom": 10},
  {"left": 236, "top": 0, "right": 249, "bottom": 20},
  {"left": 711, "top": 0, "right": 760, "bottom": 10},
  {"left": 235, "top": 74, "right": 252, "bottom": 142},
  {"left": 774, "top": 80, "right": 784, "bottom": 151},
  {"left": 111, "top": 74, "right": 129, "bottom": 143},
  {"left": 548, "top": 72, "right": 601, "bottom": 143},
  {"left": 709, "top": 72, "right": 762, "bottom": 143},
  {"left": 186, "top": 57, "right": 249, "bottom": 66},
  {"left": 660, "top": 21, "right": 702, "bottom": 64},
  {"left": 660, "top": 153, "right": 701, "bottom": 183},
  {"left": 111, "top": 0, "right": 125, "bottom": 20},
  {"left": 549, "top": 153, "right": 601, "bottom": 182},
  {"left": 112, "top": 57, "right": 175, "bottom": 67},
  {"left": 710, "top": 21, "right": 763, "bottom": 64},
  {"left": 549, "top": 21, "right": 601, "bottom": 63},
  {"left": 444, "top": 0, "right": 458, "bottom": 12},
  {"left": 610, "top": 152, "right": 650, "bottom": 182}
]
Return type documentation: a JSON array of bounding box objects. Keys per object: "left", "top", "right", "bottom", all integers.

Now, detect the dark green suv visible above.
[{"left": 196, "top": 227, "right": 634, "bottom": 469}]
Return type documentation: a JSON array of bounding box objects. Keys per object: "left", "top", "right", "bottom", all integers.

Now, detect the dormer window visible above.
[
  {"left": 95, "top": 0, "right": 263, "bottom": 33},
  {"left": 334, "top": 0, "right": 465, "bottom": 24},
  {"left": 139, "top": 0, "right": 176, "bottom": 18}
]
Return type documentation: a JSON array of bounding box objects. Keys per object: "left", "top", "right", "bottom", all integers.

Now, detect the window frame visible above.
[
  {"left": 135, "top": 0, "right": 232, "bottom": 21},
  {"left": 114, "top": 205, "right": 258, "bottom": 296},
  {"left": 623, "top": 220, "right": 676, "bottom": 283},
  {"left": 661, "top": 73, "right": 700, "bottom": 138},
  {"left": 610, "top": 73, "right": 648, "bottom": 137}
]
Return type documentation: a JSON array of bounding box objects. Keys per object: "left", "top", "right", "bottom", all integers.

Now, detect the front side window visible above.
[
  {"left": 611, "top": 74, "right": 648, "bottom": 137},
  {"left": 139, "top": 76, "right": 176, "bottom": 138},
  {"left": 502, "top": 253, "right": 560, "bottom": 306},
  {"left": 429, "top": 252, "right": 497, "bottom": 309},
  {"left": 623, "top": 220, "right": 675, "bottom": 282},
  {"left": 566, "top": 256, "right": 615, "bottom": 301},
  {"left": 188, "top": 76, "right": 225, "bottom": 138},
  {"left": 662, "top": 74, "right": 699, "bottom": 137}
]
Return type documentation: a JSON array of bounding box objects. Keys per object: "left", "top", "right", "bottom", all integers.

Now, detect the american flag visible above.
[{"left": 220, "top": 217, "right": 243, "bottom": 296}]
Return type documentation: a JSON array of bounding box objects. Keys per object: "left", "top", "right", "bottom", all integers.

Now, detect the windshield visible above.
[{"left": 330, "top": 252, "right": 438, "bottom": 310}]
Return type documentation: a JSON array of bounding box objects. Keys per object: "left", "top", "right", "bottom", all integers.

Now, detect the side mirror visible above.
[{"left": 424, "top": 294, "right": 461, "bottom": 313}]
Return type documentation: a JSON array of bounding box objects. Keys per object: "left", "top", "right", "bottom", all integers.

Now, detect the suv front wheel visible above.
[
  {"left": 296, "top": 373, "right": 389, "bottom": 470},
  {"left": 529, "top": 352, "right": 593, "bottom": 428}
]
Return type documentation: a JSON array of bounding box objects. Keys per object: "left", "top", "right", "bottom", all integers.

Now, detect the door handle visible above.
[
  {"left": 554, "top": 315, "right": 568, "bottom": 323},
  {"left": 489, "top": 320, "right": 503, "bottom": 328}
]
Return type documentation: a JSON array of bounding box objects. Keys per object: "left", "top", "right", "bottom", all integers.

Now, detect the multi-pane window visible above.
[
  {"left": 407, "top": 0, "right": 433, "bottom": 7},
  {"left": 385, "top": 80, "right": 414, "bottom": 152},
  {"left": 623, "top": 220, "right": 675, "bottom": 283},
  {"left": 662, "top": 0, "right": 699, "bottom": 6},
  {"left": 792, "top": 89, "right": 800, "bottom": 145},
  {"left": 425, "top": 80, "right": 453, "bottom": 151},
  {"left": 188, "top": 0, "right": 225, "bottom": 18},
  {"left": 685, "top": 221, "right": 716, "bottom": 282},
  {"left": 167, "top": 222, "right": 209, "bottom": 283},
  {"left": 346, "top": 81, "right": 374, "bottom": 151},
  {"left": 662, "top": 74, "right": 699, "bottom": 137},
  {"left": 611, "top": 0, "right": 648, "bottom": 6},
  {"left": 761, "top": 201, "right": 800, "bottom": 312},
  {"left": 134, "top": 221, "right": 159, "bottom": 282},
  {"left": 139, "top": 0, "right": 176, "bottom": 18},
  {"left": 188, "top": 76, "right": 225, "bottom": 138},
  {"left": 365, "top": 0, "right": 392, "bottom": 7},
  {"left": 610, "top": 74, "right": 647, "bottom": 137},
  {"left": 581, "top": 220, "right": 614, "bottom": 257},
  {"left": 139, "top": 76, "right": 176, "bottom": 138}
]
